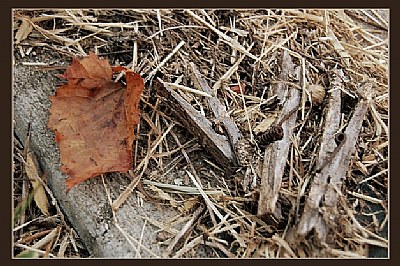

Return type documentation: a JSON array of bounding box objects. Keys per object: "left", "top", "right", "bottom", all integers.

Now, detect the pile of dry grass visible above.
[
  {"left": 13, "top": 9, "right": 388, "bottom": 258},
  {"left": 13, "top": 130, "right": 89, "bottom": 258}
]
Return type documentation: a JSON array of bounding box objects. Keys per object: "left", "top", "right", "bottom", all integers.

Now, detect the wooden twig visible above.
[
  {"left": 155, "top": 79, "right": 236, "bottom": 168},
  {"left": 297, "top": 79, "right": 370, "bottom": 242},
  {"left": 189, "top": 62, "right": 244, "bottom": 162},
  {"left": 297, "top": 71, "right": 343, "bottom": 238},
  {"left": 257, "top": 50, "right": 300, "bottom": 218},
  {"left": 324, "top": 98, "right": 368, "bottom": 206}
]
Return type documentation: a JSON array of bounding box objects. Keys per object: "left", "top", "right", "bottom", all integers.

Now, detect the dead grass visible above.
[
  {"left": 13, "top": 9, "right": 388, "bottom": 258},
  {"left": 13, "top": 129, "right": 90, "bottom": 258}
]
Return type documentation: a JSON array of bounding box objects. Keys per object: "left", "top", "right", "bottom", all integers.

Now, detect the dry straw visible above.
[{"left": 13, "top": 9, "right": 388, "bottom": 258}]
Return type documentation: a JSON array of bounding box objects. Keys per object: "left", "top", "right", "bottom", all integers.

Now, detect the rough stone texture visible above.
[{"left": 13, "top": 58, "right": 192, "bottom": 258}]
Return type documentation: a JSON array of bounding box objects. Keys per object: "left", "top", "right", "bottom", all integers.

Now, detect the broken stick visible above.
[
  {"left": 257, "top": 50, "right": 301, "bottom": 218},
  {"left": 190, "top": 62, "right": 243, "bottom": 150},
  {"left": 297, "top": 74, "right": 370, "bottom": 242},
  {"left": 155, "top": 79, "right": 236, "bottom": 168}
]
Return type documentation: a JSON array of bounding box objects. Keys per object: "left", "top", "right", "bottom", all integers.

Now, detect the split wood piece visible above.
[
  {"left": 257, "top": 50, "right": 300, "bottom": 218},
  {"left": 155, "top": 79, "right": 236, "bottom": 168},
  {"left": 189, "top": 62, "right": 243, "bottom": 163},
  {"left": 297, "top": 72, "right": 343, "bottom": 240},
  {"left": 297, "top": 80, "right": 370, "bottom": 242}
]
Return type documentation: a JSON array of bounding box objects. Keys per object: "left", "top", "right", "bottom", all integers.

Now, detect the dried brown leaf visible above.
[
  {"left": 48, "top": 52, "right": 144, "bottom": 192},
  {"left": 25, "top": 153, "right": 49, "bottom": 216}
]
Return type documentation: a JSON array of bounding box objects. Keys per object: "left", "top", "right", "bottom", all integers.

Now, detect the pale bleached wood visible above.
[
  {"left": 297, "top": 71, "right": 343, "bottom": 236},
  {"left": 257, "top": 50, "right": 300, "bottom": 217},
  {"left": 298, "top": 76, "right": 370, "bottom": 242},
  {"left": 156, "top": 79, "right": 236, "bottom": 168}
]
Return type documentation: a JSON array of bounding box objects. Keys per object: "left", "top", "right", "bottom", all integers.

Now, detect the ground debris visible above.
[{"left": 13, "top": 9, "right": 388, "bottom": 258}]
